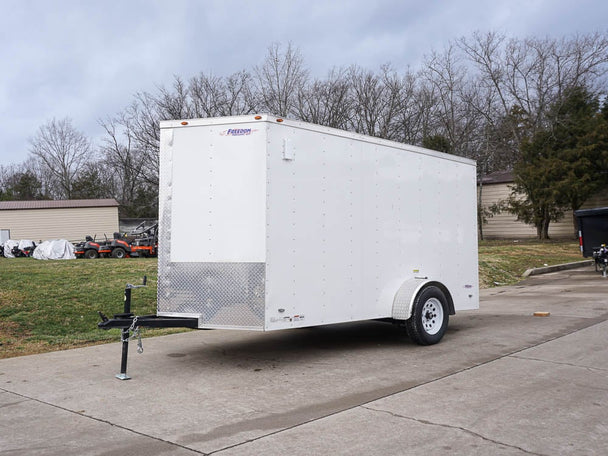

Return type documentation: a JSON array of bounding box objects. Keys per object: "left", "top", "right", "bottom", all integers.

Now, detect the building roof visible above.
[
  {"left": 0, "top": 199, "right": 119, "bottom": 210},
  {"left": 480, "top": 170, "right": 514, "bottom": 185}
]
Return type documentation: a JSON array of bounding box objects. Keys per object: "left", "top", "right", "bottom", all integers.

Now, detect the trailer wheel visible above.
[
  {"left": 405, "top": 286, "right": 449, "bottom": 346},
  {"left": 112, "top": 247, "right": 126, "bottom": 259},
  {"left": 84, "top": 249, "right": 98, "bottom": 259}
]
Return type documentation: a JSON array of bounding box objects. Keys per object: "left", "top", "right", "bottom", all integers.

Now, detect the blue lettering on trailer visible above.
[{"left": 220, "top": 128, "right": 256, "bottom": 136}]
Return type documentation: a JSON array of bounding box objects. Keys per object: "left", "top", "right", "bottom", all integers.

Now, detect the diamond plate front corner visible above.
[{"left": 158, "top": 262, "right": 265, "bottom": 329}]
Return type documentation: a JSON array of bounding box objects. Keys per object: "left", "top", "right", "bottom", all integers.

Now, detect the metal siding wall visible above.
[
  {"left": 0, "top": 207, "right": 119, "bottom": 242},
  {"left": 479, "top": 183, "right": 577, "bottom": 239},
  {"left": 581, "top": 186, "right": 608, "bottom": 209}
]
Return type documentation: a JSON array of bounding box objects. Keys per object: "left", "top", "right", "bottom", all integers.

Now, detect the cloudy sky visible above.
[{"left": 1, "top": 0, "right": 606, "bottom": 166}]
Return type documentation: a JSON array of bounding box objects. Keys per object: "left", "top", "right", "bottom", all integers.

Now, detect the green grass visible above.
[
  {"left": 0, "top": 258, "right": 160, "bottom": 358},
  {"left": 478, "top": 239, "right": 583, "bottom": 288},
  {"left": 0, "top": 240, "right": 585, "bottom": 359}
]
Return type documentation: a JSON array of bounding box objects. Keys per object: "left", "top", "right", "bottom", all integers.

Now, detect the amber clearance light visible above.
[{"left": 181, "top": 121, "right": 189, "bottom": 125}]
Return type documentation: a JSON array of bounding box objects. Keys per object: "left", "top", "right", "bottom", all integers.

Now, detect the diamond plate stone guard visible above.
[{"left": 158, "top": 262, "right": 265, "bottom": 328}]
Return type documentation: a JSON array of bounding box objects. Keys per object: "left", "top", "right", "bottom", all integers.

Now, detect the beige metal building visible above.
[
  {"left": 0, "top": 199, "right": 119, "bottom": 242},
  {"left": 478, "top": 171, "right": 608, "bottom": 239}
]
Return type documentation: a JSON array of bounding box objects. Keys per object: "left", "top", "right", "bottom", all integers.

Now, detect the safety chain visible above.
[{"left": 121, "top": 316, "right": 144, "bottom": 354}]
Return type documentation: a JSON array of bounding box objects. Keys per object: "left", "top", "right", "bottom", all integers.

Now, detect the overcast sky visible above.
[{"left": 1, "top": 0, "right": 607, "bottom": 166}]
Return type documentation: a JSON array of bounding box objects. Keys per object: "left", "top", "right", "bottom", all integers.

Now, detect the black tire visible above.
[
  {"left": 84, "top": 249, "right": 98, "bottom": 259},
  {"left": 112, "top": 247, "right": 126, "bottom": 259},
  {"left": 405, "top": 285, "right": 449, "bottom": 346}
]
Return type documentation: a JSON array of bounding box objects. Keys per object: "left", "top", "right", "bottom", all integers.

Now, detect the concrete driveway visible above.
[{"left": 1, "top": 265, "right": 607, "bottom": 455}]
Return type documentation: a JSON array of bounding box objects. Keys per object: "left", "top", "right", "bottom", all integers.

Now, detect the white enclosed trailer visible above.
[{"left": 154, "top": 114, "right": 479, "bottom": 345}]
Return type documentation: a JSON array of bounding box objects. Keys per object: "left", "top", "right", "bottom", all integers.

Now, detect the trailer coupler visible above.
[{"left": 98, "top": 277, "right": 198, "bottom": 380}]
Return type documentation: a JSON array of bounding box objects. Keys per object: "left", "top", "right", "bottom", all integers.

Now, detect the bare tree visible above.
[
  {"left": 346, "top": 64, "right": 408, "bottom": 140},
  {"left": 189, "top": 70, "right": 258, "bottom": 117},
  {"left": 99, "top": 116, "right": 151, "bottom": 215},
  {"left": 296, "top": 68, "right": 352, "bottom": 129},
  {"left": 346, "top": 65, "right": 385, "bottom": 137},
  {"left": 377, "top": 65, "right": 412, "bottom": 141},
  {"left": 155, "top": 76, "right": 194, "bottom": 120},
  {"left": 28, "top": 117, "right": 91, "bottom": 199},
  {"left": 223, "top": 70, "right": 259, "bottom": 115},
  {"left": 0, "top": 164, "right": 19, "bottom": 199},
  {"left": 422, "top": 44, "right": 484, "bottom": 156},
  {"left": 459, "top": 31, "right": 608, "bottom": 142},
  {"left": 255, "top": 42, "right": 309, "bottom": 116},
  {"left": 119, "top": 92, "right": 164, "bottom": 187},
  {"left": 188, "top": 72, "right": 223, "bottom": 117},
  {"left": 389, "top": 70, "right": 427, "bottom": 144}
]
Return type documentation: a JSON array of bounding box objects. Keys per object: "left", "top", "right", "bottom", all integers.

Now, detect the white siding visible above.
[{"left": 0, "top": 207, "right": 119, "bottom": 242}]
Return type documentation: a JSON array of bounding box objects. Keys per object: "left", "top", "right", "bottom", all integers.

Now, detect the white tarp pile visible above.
[
  {"left": 2, "top": 239, "right": 19, "bottom": 258},
  {"left": 32, "top": 239, "right": 76, "bottom": 260},
  {"left": 3, "top": 239, "right": 36, "bottom": 257},
  {"left": 18, "top": 239, "right": 35, "bottom": 251}
]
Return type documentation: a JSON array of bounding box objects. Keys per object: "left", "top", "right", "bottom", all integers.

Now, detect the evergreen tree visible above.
[
  {"left": 71, "top": 166, "right": 114, "bottom": 200},
  {"left": 508, "top": 87, "right": 608, "bottom": 239},
  {"left": 552, "top": 87, "right": 607, "bottom": 210},
  {"left": 0, "top": 171, "right": 47, "bottom": 201},
  {"left": 422, "top": 134, "right": 452, "bottom": 153}
]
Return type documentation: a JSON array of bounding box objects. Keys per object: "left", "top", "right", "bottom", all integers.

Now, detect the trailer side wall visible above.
[{"left": 263, "top": 122, "right": 478, "bottom": 330}]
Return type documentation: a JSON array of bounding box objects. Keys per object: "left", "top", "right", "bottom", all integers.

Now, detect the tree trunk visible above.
[
  {"left": 572, "top": 211, "right": 580, "bottom": 239},
  {"left": 542, "top": 220, "right": 551, "bottom": 240},
  {"left": 541, "top": 213, "right": 551, "bottom": 240},
  {"left": 536, "top": 210, "right": 551, "bottom": 240}
]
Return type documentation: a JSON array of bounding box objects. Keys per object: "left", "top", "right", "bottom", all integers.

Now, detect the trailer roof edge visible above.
[{"left": 160, "top": 114, "right": 477, "bottom": 167}]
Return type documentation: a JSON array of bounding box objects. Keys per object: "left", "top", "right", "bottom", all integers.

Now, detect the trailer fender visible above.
[{"left": 391, "top": 278, "right": 455, "bottom": 321}]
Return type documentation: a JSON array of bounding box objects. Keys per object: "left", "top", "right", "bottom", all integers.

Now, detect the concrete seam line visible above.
[
  {"left": 208, "top": 315, "right": 608, "bottom": 454},
  {"left": 509, "top": 355, "right": 608, "bottom": 373},
  {"left": 0, "top": 389, "right": 207, "bottom": 455},
  {"left": 360, "top": 405, "right": 546, "bottom": 456}
]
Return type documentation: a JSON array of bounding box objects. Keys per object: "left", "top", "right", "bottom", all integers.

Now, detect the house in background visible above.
[
  {"left": 0, "top": 199, "right": 119, "bottom": 242},
  {"left": 478, "top": 171, "right": 608, "bottom": 239}
]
